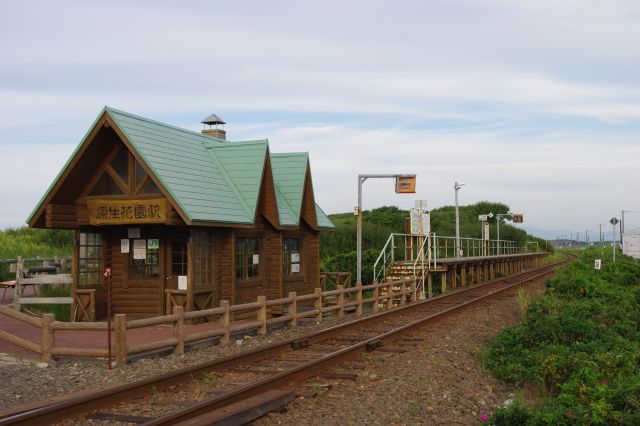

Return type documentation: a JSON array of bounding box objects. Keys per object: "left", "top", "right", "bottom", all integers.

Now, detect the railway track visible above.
[{"left": 0, "top": 255, "right": 572, "bottom": 426}]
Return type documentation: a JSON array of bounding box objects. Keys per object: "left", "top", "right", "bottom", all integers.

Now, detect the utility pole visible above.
[{"left": 599, "top": 224, "right": 603, "bottom": 247}]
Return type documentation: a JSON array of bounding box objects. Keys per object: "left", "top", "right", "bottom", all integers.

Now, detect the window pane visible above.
[
  {"left": 135, "top": 160, "right": 147, "bottom": 187},
  {"left": 110, "top": 147, "right": 129, "bottom": 183},
  {"left": 139, "top": 179, "right": 161, "bottom": 195},
  {"left": 89, "top": 172, "right": 124, "bottom": 196}
]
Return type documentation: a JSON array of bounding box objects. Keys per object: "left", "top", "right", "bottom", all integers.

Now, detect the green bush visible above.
[{"left": 485, "top": 248, "right": 640, "bottom": 424}]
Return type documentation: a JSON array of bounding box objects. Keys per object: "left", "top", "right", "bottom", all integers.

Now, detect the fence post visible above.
[
  {"left": 13, "top": 256, "right": 23, "bottom": 311},
  {"left": 41, "top": 313, "right": 54, "bottom": 363},
  {"left": 172, "top": 307, "right": 184, "bottom": 356},
  {"left": 220, "top": 300, "right": 230, "bottom": 345},
  {"left": 115, "top": 314, "right": 128, "bottom": 365},
  {"left": 314, "top": 288, "right": 322, "bottom": 322},
  {"left": 356, "top": 284, "right": 363, "bottom": 317},
  {"left": 257, "top": 295, "right": 267, "bottom": 335},
  {"left": 337, "top": 285, "right": 345, "bottom": 319},
  {"left": 372, "top": 282, "right": 379, "bottom": 314},
  {"left": 410, "top": 279, "right": 417, "bottom": 303},
  {"left": 400, "top": 281, "right": 406, "bottom": 306},
  {"left": 289, "top": 291, "right": 297, "bottom": 327}
]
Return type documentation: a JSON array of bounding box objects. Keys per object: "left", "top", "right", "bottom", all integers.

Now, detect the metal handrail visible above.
[{"left": 373, "top": 233, "right": 394, "bottom": 283}]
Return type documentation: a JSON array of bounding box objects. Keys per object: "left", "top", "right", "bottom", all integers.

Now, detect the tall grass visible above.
[
  {"left": 23, "top": 284, "right": 71, "bottom": 321},
  {"left": 0, "top": 227, "right": 73, "bottom": 281}
]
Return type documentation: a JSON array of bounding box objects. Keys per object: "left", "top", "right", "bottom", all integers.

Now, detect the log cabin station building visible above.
[{"left": 27, "top": 107, "right": 334, "bottom": 320}]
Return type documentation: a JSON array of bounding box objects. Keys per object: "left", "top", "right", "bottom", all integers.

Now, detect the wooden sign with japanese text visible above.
[{"left": 87, "top": 198, "right": 167, "bottom": 225}]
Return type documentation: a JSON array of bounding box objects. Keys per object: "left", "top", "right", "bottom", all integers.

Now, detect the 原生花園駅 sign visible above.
[{"left": 87, "top": 199, "right": 167, "bottom": 225}]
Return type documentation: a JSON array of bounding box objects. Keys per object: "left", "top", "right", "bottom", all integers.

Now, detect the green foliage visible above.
[
  {"left": 485, "top": 248, "right": 640, "bottom": 425},
  {"left": 0, "top": 227, "right": 73, "bottom": 281},
  {"left": 24, "top": 284, "right": 71, "bottom": 321},
  {"left": 320, "top": 202, "right": 549, "bottom": 284}
]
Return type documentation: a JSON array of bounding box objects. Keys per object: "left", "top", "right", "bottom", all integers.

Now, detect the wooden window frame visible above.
[
  {"left": 283, "top": 238, "right": 302, "bottom": 277},
  {"left": 235, "top": 237, "right": 261, "bottom": 281},
  {"left": 78, "top": 231, "right": 103, "bottom": 287},
  {"left": 82, "top": 145, "right": 162, "bottom": 198}
]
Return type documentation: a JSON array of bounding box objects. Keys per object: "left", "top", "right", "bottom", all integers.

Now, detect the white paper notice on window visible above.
[
  {"left": 291, "top": 253, "right": 300, "bottom": 262},
  {"left": 291, "top": 263, "right": 300, "bottom": 273},
  {"left": 178, "top": 275, "right": 188, "bottom": 290},
  {"left": 121, "top": 239, "right": 130, "bottom": 253},
  {"left": 133, "top": 239, "right": 146, "bottom": 260},
  {"left": 128, "top": 228, "right": 141, "bottom": 238},
  {"left": 252, "top": 254, "right": 260, "bottom": 265}
]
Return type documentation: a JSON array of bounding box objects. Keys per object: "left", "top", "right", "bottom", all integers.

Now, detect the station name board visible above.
[{"left": 87, "top": 198, "right": 167, "bottom": 225}]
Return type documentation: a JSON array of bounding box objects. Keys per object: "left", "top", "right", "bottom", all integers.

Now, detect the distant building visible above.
[
  {"left": 28, "top": 107, "right": 334, "bottom": 319},
  {"left": 622, "top": 233, "right": 640, "bottom": 259}
]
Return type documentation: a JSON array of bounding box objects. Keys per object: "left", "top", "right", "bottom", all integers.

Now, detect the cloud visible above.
[{"left": 1, "top": 0, "right": 640, "bottom": 233}]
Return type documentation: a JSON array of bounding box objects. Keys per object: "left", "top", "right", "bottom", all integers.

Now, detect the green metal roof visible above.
[
  {"left": 108, "top": 107, "right": 252, "bottom": 224},
  {"left": 270, "top": 153, "right": 309, "bottom": 226},
  {"left": 28, "top": 107, "right": 335, "bottom": 230},
  {"left": 315, "top": 204, "right": 334, "bottom": 229}
]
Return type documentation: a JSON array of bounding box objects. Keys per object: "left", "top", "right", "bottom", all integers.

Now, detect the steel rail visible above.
[{"left": 0, "top": 254, "right": 569, "bottom": 426}]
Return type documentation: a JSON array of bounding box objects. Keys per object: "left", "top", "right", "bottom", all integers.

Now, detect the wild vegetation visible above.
[
  {"left": 0, "top": 228, "right": 73, "bottom": 281},
  {"left": 484, "top": 248, "right": 640, "bottom": 425},
  {"left": 320, "top": 202, "right": 549, "bottom": 283}
]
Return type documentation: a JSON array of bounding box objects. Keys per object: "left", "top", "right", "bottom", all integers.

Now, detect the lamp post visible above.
[
  {"left": 496, "top": 213, "right": 512, "bottom": 255},
  {"left": 357, "top": 173, "right": 416, "bottom": 284},
  {"left": 454, "top": 182, "right": 465, "bottom": 257}
]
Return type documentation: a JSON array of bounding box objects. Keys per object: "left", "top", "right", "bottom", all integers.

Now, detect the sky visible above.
[{"left": 1, "top": 0, "right": 640, "bottom": 239}]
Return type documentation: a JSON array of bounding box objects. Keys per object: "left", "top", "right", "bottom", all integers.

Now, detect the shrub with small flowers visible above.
[{"left": 484, "top": 248, "right": 640, "bottom": 425}]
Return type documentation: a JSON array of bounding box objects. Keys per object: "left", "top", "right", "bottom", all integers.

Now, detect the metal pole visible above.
[
  {"left": 621, "top": 210, "right": 624, "bottom": 247},
  {"left": 612, "top": 223, "right": 616, "bottom": 263},
  {"left": 600, "top": 224, "right": 603, "bottom": 247},
  {"left": 356, "top": 176, "right": 363, "bottom": 285},
  {"left": 497, "top": 219, "right": 500, "bottom": 255},
  {"left": 454, "top": 182, "right": 464, "bottom": 258},
  {"left": 104, "top": 266, "right": 113, "bottom": 370}
]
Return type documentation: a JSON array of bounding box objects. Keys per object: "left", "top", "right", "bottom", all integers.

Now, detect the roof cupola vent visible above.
[{"left": 201, "top": 113, "right": 226, "bottom": 140}]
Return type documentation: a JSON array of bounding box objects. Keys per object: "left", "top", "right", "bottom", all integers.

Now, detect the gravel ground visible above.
[
  {"left": 0, "top": 280, "right": 546, "bottom": 424},
  {"left": 0, "top": 316, "right": 342, "bottom": 412},
  {"left": 255, "top": 282, "right": 547, "bottom": 426}
]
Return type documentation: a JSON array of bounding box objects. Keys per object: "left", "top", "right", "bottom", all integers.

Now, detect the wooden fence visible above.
[
  {"left": 0, "top": 278, "right": 417, "bottom": 365},
  {"left": 320, "top": 271, "right": 352, "bottom": 291}
]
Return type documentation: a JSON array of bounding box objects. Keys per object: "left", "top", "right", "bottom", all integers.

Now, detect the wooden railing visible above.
[
  {"left": 0, "top": 278, "right": 417, "bottom": 365},
  {"left": 320, "top": 271, "right": 352, "bottom": 291}
]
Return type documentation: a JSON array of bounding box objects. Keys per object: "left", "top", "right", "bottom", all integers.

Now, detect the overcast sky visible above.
[{"left": 1, "top": 0, "right": 639, "bottom": 238}]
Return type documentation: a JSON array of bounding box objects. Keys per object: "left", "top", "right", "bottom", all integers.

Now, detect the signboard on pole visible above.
[
  {"left": 610, "top": 217, "right": 619, "bottom": 226},
  {"left": 594, "top": 259, "right": 602, "bottom": 270},
  {"left": 478, "top": 214, "right": 488, "bottom": 222},
  {"left": 395, "top": 176, "right": 416, "bottom": 193},
  {"left": 512, "top": 214, "right": 524, "bottom": 224},
  {"left": 410, "top": 207, "right": 430, "bottom": 236},
  {"left": 410, "top": 208, "right": 421, "bottom": 235}
]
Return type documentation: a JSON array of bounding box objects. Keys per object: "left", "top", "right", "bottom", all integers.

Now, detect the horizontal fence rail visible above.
[{"left": 0, "top": 278, "right": 418, "bottom": 366}]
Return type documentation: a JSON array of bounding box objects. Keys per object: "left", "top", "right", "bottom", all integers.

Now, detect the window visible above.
[
  {"left": 130, "top": 239, "right": 160, "bottom": 279},
  {"left": 236, "top": 238, "right": 260, "bottom": 280},
  {"left": 171, "top": 240, "right": 187, "bottom": 276},
  {"left": 283, "top": 238, "right": 302, "bottom": 276},
  {"left": 79, "top": 232, "right": 102, "bottom": 286},
  {"left": 86, "top": 145, "right": 161, "bottom": 196},
  {"left": 193, "top": 231, "right": 214, "bottom": 289}
]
